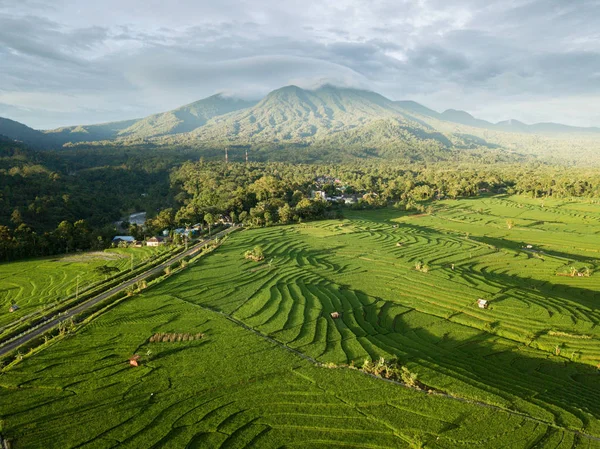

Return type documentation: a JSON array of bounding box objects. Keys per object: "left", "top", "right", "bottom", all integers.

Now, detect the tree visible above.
[
  {"left": 10, "top": 209, "right": 23, "bottom": 226},
  {"left": 56, "top": 221, "right": 74, "bottom": 253},
  {"left": 94, "top": 265, "right": 120, "bottom": 279},
  {"left": 204, "top": 213, "right": 214, "bottom": 236},
  {"left": 148, "top": 209, "right": 174, "bottom": 234},
  {"left": 278, "top": 204, "right": 293, "bottom": 224}
]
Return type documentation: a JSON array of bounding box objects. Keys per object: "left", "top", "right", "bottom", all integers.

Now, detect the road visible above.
[{"left": 0, "top": 226, "right": 238, "bottom": 358}]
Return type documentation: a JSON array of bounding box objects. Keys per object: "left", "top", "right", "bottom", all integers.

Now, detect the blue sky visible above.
[{"left": 1, "top": 0, "right": 599, "bottom": 129}]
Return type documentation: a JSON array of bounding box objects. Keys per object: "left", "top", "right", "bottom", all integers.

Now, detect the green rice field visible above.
[
  {"left": 0, "top": 246, "right": 169, "bottom": 329},
  {"left": 2, "top": 195, "right": 600, "bottom": 448}
]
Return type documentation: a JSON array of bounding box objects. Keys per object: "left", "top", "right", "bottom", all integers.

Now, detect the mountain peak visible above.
[{"left": 442, "top": 109, "right": 475, "bottom": 120}]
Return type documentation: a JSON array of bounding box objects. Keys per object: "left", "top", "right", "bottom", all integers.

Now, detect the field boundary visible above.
[
  {"left": 0, "top": 226, "right": 239, "bottom": 359},
  {"left": 170, "top": 294, "right": 600, "bottom": 443}
]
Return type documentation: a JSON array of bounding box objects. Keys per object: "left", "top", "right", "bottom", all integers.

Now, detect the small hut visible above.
[
  {"left": 129, "top": 355, "right": 141, "bottom": 367},
  {"left": 330, "top": 312, "right": 340, "bottom": 319},
  {"left": 477, "top": 299, "right": 489, "bottom": 309},
  {"left": 9, "top": 304, "right": 19, "bottom": 313}
]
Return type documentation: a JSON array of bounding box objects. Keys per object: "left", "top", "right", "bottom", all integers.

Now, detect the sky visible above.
[{"left": 1, "top": 0, "right": 600, "bottom": 129}]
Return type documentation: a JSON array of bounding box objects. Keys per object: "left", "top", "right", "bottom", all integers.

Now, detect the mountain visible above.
[
  {"left": 43, "top": 119, "right": 139, "bottom": 144},
  {"left": 439, "top": 109, "right": 496, "bottom": 130},
  {"left": 188, "top": 85, "right": 424, "bottom": 143},
  {"left": 394, "top": 101, "right": 441, "bottom": 119},
  {"left": 0, "top": 117, "right": 54, "bottom": 148},
  {"left": 116, "top": 94, "right": 256, "bottom": 140},
  {"left": 41, "top": 94, "right": 257, "bottom": 145},
  {"left": 1, "top": 85, "right": 599, "bottom": 162},
  {"left": 495, "top": 119, "right": 600, "bottom": 134}
]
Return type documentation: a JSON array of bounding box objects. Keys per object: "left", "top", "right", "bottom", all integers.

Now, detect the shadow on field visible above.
[
  {"left": 471, "top": 235, "right": 600, "bottom": 264},
  {"left": 139, "top": 216, "right": 600, "bottom": 436},
  {"left": 456, "top": 256, "right": 600, "bottom": 312},
  {"left": 389, "top": 311, "right": 600, "bottom": 431}
]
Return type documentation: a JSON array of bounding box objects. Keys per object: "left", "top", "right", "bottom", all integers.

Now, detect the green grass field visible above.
[
  {"left": 3, "top": 195, "right": 600, "bottom": 448},
  {"left": 0, "top": 246, "right": 169, "bottom": 329}
]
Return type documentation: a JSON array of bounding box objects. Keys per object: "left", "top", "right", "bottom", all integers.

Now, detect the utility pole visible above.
[
  {"left": 131, "top": 254, "right": 134, "bottom": 272},
  {"left": 76, "top": 274, "right": 80, "bottom": 301},
  {"left": 245, "top": 148, "right": 248, "bottom": 165},
  {"left": 225, "top": 147, "right": 228, "bottom": 164}
]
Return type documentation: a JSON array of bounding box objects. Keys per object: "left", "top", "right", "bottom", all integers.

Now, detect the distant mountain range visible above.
[{"left": 1, "top": 85, "right": 599, "bottom": 153}]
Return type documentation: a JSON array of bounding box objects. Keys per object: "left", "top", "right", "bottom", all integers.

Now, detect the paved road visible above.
[{"left": 0, "top": 226, "right": 238, "bottom": 358}]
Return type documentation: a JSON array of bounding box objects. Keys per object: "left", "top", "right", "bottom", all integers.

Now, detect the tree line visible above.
[{"left": 3, "top": 138, "right": 600, "bottom": 261}]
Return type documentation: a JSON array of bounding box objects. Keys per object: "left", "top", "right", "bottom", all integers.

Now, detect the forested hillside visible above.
[{"left": 2, "top": 85, "right": 599, "bottom": 165}]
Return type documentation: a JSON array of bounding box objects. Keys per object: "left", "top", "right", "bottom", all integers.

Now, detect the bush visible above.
[{"left": 244, "top": 245, "right": 265, "bottom": 262}]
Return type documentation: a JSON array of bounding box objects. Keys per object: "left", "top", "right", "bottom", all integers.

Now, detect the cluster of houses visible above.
[
  {"left": 112, "top": 236, "right": 168, "bottom": 247},
  {"left": 313, "top": 191, "right": 359, "bottom": 204},
  {"left": 112, "top": 221, "right": 226, "bottom": 248},
  {"left": 311, "top": 176, "right": 359, "bottom": 204}
]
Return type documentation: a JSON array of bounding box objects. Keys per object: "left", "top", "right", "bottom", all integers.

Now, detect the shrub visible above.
[{"left": 245, "top": 245, "right": 265, "bottom": 262}]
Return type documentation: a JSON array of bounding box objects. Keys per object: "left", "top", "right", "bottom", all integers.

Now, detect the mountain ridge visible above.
[{"left": 1, "top": 85, "right": 599, "bottom": 152}]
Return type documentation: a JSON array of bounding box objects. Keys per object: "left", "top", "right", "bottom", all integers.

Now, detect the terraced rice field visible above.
[
  {"left": 2, "top": 195, "right": 600, "bottom": 448},
  {"left": 0, "top": 246, "right": 168, "bottom": 328}
]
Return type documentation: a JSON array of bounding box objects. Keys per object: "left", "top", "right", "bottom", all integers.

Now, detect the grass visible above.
[
  {"left": 0, "top": 246, "right": 169, "bottom": 329},
  {"left": 3, "top": 194, "right": 600, "bottom": 447}
]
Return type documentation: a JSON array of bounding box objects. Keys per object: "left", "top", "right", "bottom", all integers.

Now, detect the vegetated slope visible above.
[
  {"left": 395, "top": 100, "right": 600, "bottom": 135},
  {"left": 0, "top": 118, "right": 53, "bottom": 149},
  {"left": 179, "top": 85, "right": 499, "bottom": 161},
  {"left": 0, "top": 136, "right": 50, "bottom": 171},
  {"left": 190, "top": 85, "right": 426, "bottom": 143},
  {"left": 1, "top": 253, "right": 591, "bottom": 448},
  {"left": 43, "top": 119, "right": 139, "bottom": 145},
  {"left": 2, "top": 83, "right": 600, "bottom": 164},
  {"left": 116, "top": 94, "right": 256, "bottom": 139},
  {"left": 43, "top": 94, "right": 256, "bottom": 144}
]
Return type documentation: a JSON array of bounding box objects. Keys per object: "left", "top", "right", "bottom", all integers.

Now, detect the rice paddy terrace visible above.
[
  {"left": 3, "top": 195, "right": 600, "bottom": 448},
  {"left": 0, "top": 246, "right": 169, "bottom": 329}
]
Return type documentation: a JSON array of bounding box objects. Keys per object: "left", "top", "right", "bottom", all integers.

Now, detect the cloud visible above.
[{"left": 1, "top": 0, "right": 600, "bottom": 128}]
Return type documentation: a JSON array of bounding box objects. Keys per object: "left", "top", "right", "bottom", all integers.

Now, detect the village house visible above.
[
  {"left": 343, "top": 195, "right": 358, "bottom": 204},
  {"left": 147, "top": 236, "right": 166, "bottom": 247},
  {"left": 477, "top": 299, "right": 489, "bottom": 309}
]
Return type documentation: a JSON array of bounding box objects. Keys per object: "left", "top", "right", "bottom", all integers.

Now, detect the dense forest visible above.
[{"left": 3, "top": 132, "right": 600, "bottom": 261}]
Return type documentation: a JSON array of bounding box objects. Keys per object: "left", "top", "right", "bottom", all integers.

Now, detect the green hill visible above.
[
  {"left": 117, "top": 94, "right": 256, "bottom": 139},
  {"left": 0, "top": 117, "right": 54, "bottom": 149},
  {"left": 43, "top": 119, "right": 139, "bottom": 144},
  {"left": 1, "top": 84, "right": 599, "bottom": 164},
  {"left": 186, "top": 85, "right": 417, "bottom": 142}
]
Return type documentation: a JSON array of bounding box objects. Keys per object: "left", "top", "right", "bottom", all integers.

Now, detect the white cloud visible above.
[{"left": 1, "top": 0, "right": 600, "bottom": 128}]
